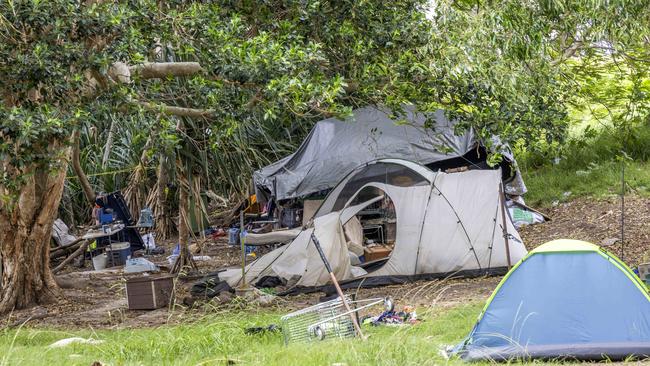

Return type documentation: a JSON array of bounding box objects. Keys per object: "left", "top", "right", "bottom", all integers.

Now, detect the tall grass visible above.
[
  {"left": 0, "top": 304, "right": 482, "bottom": 366},
  {"left": 518, "top": 124, "right": 650, "bottom": 207}
]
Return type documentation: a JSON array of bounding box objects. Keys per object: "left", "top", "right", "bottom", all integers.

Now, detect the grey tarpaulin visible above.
[{"left": 254, "top": 106, "right": 526, "bottom": 202}]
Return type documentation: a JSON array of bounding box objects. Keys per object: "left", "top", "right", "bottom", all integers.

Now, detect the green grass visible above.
[
  {"left": 0, "top": 303, "right": 483, "bottom": 366},
  {"left": 521, "top": 160, "right": 650, "bottom": 207}
]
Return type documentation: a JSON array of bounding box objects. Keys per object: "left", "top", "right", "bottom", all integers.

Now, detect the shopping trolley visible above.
[{"left": 280, "top": 296, "right": 393, "bottom": 345}]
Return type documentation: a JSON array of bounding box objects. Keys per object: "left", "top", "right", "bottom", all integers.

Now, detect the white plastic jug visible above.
[{"left": 92, "top": 253, "right": 108, "bottom": 270}]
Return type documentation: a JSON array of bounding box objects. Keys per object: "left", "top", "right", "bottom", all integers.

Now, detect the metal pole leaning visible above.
[
  {"left": 499, "top": 183, "right": 512, "bottom": 269},
  {"left": 310, "top": 233, "right": 365, "bottom": 340}
]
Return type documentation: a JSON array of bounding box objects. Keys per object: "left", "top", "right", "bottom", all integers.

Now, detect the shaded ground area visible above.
[
  {"left": 2, "top": 195, "right": 649, "bottom": 330},
  {"left": 519, "top": 195, "right": 650, "bottom": 267}
]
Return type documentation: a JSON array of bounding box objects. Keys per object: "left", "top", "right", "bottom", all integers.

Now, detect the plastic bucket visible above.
[
  {"left": 92, "top": 253, "right": 108, "bottom": 271},
  {"left": 106, "top": 242, "right": 131, "bottom": 266}
]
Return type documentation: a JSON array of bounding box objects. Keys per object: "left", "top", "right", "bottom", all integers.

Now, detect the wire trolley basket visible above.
[{"left": 280, "top": 296, "right": 392, "bottom": 345}]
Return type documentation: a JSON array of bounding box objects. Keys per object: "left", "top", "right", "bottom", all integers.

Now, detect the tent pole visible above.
[
  {"left": 499, "top": 183, "right": 512, "bottom": 269},
  {"left": 240, "top": 210, "right": 246, "bottom": 288},
  {"left": 621, "top": 160, "right": 625, "bottom": 261}
]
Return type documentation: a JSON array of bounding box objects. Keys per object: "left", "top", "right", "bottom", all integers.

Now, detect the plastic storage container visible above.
[
  {"left": 106, "top": 242, "right": 131, "bottom": 266},
  {"left": 92, "top": 253, "right": 108, "bottom": 270}
]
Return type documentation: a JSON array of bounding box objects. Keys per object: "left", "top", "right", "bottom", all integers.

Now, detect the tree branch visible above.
[
  {"left": 129, "top": 62, "right": 203, "bottom": 79},
  {"left": 137, "top": 101, "right": 215, "bottom": 118},
  {"left": 71, "top": 130, "right": 96, "bottom": 205},
  {"left": 551, "top": 40, "right": 583, "bottom": 66}
]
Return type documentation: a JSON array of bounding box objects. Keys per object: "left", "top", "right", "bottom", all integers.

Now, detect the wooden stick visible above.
[
  {"left": 52, "top": 239, "right": 90, "bottom": 274},
  {"left": 50, "top": 237, "right": 85, "bottom": 259},
  {"left": 310, "top": 233, "right": 365, "bottom": 340},
  {"left": 499, "top": 183, "right": 512, "bottom": 270},
  {"left": 240, "top": 211, "right": 247, "bottom": 288}
]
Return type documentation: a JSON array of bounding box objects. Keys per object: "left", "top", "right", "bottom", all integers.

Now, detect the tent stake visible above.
[
  {"left": 621, "top": 160, "right": 625, "bottom": 261},
  {"left": 499, "top": 183, "right": 512, "bottom": 269}
]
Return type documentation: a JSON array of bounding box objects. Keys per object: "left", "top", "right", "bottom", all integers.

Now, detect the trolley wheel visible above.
[{"left": 313, "top": 326, "right": 326, "bottom": 341}]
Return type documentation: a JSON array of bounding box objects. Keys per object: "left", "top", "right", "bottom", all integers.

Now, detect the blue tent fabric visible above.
[{"left": 455, "top": 241, "right": 650, "bottom": 361}]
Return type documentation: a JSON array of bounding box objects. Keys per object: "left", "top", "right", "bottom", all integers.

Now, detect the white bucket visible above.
[
  {"left": 92, "top": 253, "right": 108, "bottom": 271},
  {"left": 109, "top": 242, "right": 131, "bottom": 251}
]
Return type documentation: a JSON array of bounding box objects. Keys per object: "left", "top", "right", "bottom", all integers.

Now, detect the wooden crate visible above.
[
  {"left": 364, "top": 245, "right": 393, "bottom": 262},
  {"left": 126, "top": 275, "right": 174, "bottom": 310}
]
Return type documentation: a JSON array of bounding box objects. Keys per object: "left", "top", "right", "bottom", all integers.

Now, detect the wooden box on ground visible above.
[
  {"left": 126, "top": 275, "right": 174, "bottom": 310},
  {"left": 364, "top": 245, "right": 393, "bottom": 262}
]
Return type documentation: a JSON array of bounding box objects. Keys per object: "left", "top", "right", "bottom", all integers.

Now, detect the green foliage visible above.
[
  {"left": 0, "top": 303, "right": 483, "bottom": 366},
  {"left": 5, "top": 0, "right": 650, "bottom": 208},
  {"left": 519, "top": 123, "right": 650, "bottom": 206}
]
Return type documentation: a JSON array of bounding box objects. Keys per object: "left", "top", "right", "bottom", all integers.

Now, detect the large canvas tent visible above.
[
  {"left": 253, "top": 106, "right": 527, "bottom": 203},
  {"left": 212, "top": 159, "right": 527, "bottom": 292},
  {"left": 453, "top": 240, "right": 650, "bottom": 361}
]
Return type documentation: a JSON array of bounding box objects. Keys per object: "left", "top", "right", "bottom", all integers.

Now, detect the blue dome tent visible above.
[{"left": 453, "top": 239, "right": 650, "bottom": 361}]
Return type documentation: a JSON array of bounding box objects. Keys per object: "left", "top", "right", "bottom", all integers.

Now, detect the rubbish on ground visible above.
[
  {"left": 601, "top": 237, "right": 620, "bottom": 246},
  {"left": 637, "top": 263, "right": 650, "bottom": 285},
  {"left": 167, "top": 244, "right": 180, "bottom": 265},
  {"left": 452, "top": 239, "right": 650, "bottom": 361},
  {"left": 192, "top": 256, "right": 211, "bottom": 261},
  {"left": 48, "top": 337, "right": 104, "bottom": 348},
  {"left": 280, "top": 296, "right": 389, "bottom": 345},
  {"left": 124, "top": 257, "right": 159, "bottom": 273},
  {"left": 147, "top": 247, "right": 164, "bottom": 255},
  {"left": 205, "top": 227, "right": 226, "bottom": 240},
  {"left": 52, "top": 219, "right": 78, "bottom": 247},
  {"left": 361, "top": 304, "right": 419, "bottom": 326},
  {"left": 245, "top": 324, "right": 281, "bottom": 335},
  {"left": 228, "top": 227, "right": 240, "bottom": 245},
  {"left": 141, "top": 232, "right": 155, "bottom": 250},
  {"left": 508, "top": 207, "right": 544, "bottom": 228},
  {"left": 125, "top": 275, "right": 174, "bottom": 310},
  {"left": 92, "top": 253, "right": 108, "bottom": 271},
  {"left": 137, "top": 207, "right": 154, "bottom": 227}
]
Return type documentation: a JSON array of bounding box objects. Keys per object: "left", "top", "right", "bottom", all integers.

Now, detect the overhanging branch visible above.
[
  {"left": 129, "top": 62, "right": 203, "bottom": 79},
  {"left": 137, "top": 101, "right": 215, "bottom": 118}
]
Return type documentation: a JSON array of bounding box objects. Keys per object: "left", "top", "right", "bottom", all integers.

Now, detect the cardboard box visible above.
[{"left": 364, "top": 245, "right": 393, "bottom": 262}]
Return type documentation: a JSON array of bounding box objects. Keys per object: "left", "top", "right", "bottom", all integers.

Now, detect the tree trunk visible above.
[
  {"left": 72, "top": 129, "right": 96, "bottom": 205},
  {"left": 148, "top": 156, "right": 175, "bottom": 240},
  {"left": 101, "top": 117, "right": 117, "bottom": 170},
  {"left": 170, "top": 161, "right": 196, "bottom": 274},
  {"left": 0, "top": 154, "right": 67, "bottom": 313},
  {"left": 123, "top": 136, "right": 153, "bottom": 222}
]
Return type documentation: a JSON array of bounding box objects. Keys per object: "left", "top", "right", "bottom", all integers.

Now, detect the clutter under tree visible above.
[{"left": 3, "top": 0, "right": 650, "bottom": 314}]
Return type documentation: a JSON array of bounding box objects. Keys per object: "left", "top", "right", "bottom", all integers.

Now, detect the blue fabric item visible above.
[
  {"left": 459, "top": 252, "right": 650, "bottom": 360},
  {"left": 99, "top": 208, "right": 114, "bottom": 224}
]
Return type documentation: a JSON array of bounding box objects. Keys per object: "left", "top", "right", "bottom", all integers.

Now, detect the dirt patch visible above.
[
  {"left": 519, "top": 195, "right": 650, "bottom": 267},
  {"left": 3, "top": 195, "right": 648, "bottom": 329}
]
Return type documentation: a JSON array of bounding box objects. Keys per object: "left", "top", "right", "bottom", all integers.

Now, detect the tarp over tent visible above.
[
  {"left": 452, "top": 239, "right": 650, "bottom": 362},
  {"left": 217, "top": 159, "right": 527, "bottom": 291},
  {"left": 253, "top": 106, "right": 527, "bottom": 202}
]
